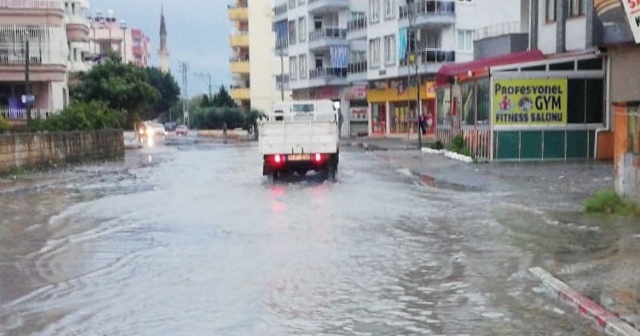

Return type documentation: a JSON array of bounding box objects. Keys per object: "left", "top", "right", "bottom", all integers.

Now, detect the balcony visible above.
[
  {"left": 0, "top": 0, "right": 65, "bottom": 24},
  {"left": 399, "top": 0, "right": 455, "bottom": 28},
  {"left": 229, "top": 56, "right": 250, "bottom": 74},
  {"left": 0, "top": 43, "right": 67, "bottom": 82},
  {"left": 228, "top": 5, "right": 248, "bottom": 21},
  {"left": 68, "top": 60, "right": 90, "bottom": 73},
  {"left": 230, "top": 86, "right": 250, "bottom": 100},
  {"left": 66, "top": 15, "right": 91, "bottom": 42},
  {"left": 276, "top": 74, "right": 290, "bottom": 91},
  {"left": 346, "top": 17, "right": 367, "bottom": 40},
  {"left": 308, "top": 28, "right": 348, "bottom": 50},
  {"left": 308, "top": 66, "right": 348, "bottom": 87},
  {"left": 399, "top": 48, "right": 455, "bottom": 74},
  {"left": 229, "top": 33, "right": 249, "bottom": 47},
  {"left": 273, "top": 3, "right": 288, "bottom": 20},
  {"left": 1, "top": 108, "right": 54, "bottom": 122},
  {"left": 347, "top": 61, "right": 367, "bottom": 82},
  {"left": 307, "top": 0, "right": 349, "bottom": 14}
]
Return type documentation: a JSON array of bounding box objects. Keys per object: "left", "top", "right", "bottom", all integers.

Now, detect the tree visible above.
[
  {"left": 212, "top": 86, "right": 236, "bottom": 108},
  {"left": 144, "top": 67, "right": 181, "bottom": 119},
  {"left": 70, "top": 55, "right": 160, "bottom": 128}
]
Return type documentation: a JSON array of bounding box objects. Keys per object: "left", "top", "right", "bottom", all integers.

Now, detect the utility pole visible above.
[
  {"left": 195, "top": 72, "right": 212, "bottom": 99},
  {"left": 407, "top": 0, "right": 422, "bottom": 150},
  {"left": 25, "top": 40, "right": 31, "bottom": 121},
  {"left": 277, "top": 38, "right": 285, "bottom": 101},
  {"left": 179, "top": 61, "right": 189, "bottom": 127}
]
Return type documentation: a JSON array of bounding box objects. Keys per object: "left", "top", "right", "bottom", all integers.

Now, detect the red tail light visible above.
[
  {"left": 314, "top": 153, "right": 322, "bottom": 162},
  {"left": 274, "top": 154, "right": 282, "bottom": 163}
]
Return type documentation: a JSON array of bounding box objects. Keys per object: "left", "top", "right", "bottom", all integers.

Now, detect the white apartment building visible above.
[
  {"left": 228, "top": 0, "right": 291, "bottom": 113},
  {"left": 273, "top": 0, "right": 525, "bottom": 137}
]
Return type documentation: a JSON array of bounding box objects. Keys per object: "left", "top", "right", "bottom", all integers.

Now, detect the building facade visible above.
[
  {"left": 272, "top": 0, "right": 525, "bottom": 138},
  {"left": 88, "top": 10, "right": 152, "bottom": 68},
  {"left": 1, "top": 0, "right": 71, "bottom": 121},
  {"left": 228, "top": 0, "right": 290, "bottom": 113}
]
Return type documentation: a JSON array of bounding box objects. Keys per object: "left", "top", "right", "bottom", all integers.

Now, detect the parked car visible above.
[{"left": 175, "top": 125, "right": 189, "bottom": 136}]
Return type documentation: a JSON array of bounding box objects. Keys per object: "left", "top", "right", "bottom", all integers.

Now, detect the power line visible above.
[{"left": 194, "top": 72, "right": 213, "bottom": 98}]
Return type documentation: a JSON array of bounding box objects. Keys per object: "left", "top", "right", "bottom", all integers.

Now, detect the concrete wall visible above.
[
  {"left": 0, "top": 130, "right": 124, "bottom": 174},
  {"left": 474, "top": 33, "right": 529, "bottom": 59},
  {"left": 617, "top": 153, "right": 640, "bottom": 200}
]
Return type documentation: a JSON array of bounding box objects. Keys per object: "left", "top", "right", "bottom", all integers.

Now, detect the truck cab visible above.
[{"left": 258, "top": 100, "right": 340, "bottom": 181}]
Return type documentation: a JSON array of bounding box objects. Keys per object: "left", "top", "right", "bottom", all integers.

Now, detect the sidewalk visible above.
[
  {"left": 363, "top": 145, "right": 614, "bottom": 212},
  {"left": 340, "top": 136, "right": 430, "bottom": 151}
]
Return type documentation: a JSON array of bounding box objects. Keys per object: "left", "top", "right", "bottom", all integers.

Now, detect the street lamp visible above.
[{"left": 119, "top": 19, "right": 127, "bottom": 63}]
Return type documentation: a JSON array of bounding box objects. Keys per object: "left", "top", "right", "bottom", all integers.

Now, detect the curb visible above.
[
  {"left": 421, "top": 147, "right": 474, "bottom": 163},
  {"left": 529, "top": 267, "right": 640, "bottom": 336}
]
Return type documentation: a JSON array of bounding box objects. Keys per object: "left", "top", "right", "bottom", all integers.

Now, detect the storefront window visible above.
[
  {"left": 390, "top": 101, "right": 416, "bottom": 134},
  {"left": 461, "top": 81, "right": 475, "bottom": 126},
  {"left": 371, "top": 103, "right": 386, "bottom": 134},
  {"left": 567, "top": 78, "right": 604, "bottom": 124},
  {"left": 477, "top": 79, "right": 490, "bottom": 126},
  {"left": 436, "top": 88, "right": 451, "bottom": 126}
]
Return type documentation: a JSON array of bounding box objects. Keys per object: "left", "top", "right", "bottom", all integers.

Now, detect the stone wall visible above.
[{"left": 0, "top": 130, "right": 124, "bottom": 174}]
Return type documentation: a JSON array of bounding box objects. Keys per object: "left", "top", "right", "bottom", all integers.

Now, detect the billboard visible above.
[
  {"left": 620, "top": 0, "right": 640, "bottom": 43},
  {"left": 493, "top": 79, "right": 568, "bottom": 126}
]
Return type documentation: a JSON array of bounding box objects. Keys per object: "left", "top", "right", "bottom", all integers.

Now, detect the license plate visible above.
[{"left": 288, "top": 154, "right": 310, "bottom": 161}]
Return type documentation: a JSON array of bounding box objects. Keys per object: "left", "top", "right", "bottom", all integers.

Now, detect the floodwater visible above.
[{"left": 0, "top": 140, "right": 638, "bottom": 335}]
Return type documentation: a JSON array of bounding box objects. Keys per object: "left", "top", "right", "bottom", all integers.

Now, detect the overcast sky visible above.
[{"left": 89, "top": 0, "right": 232, "bottom": 97}]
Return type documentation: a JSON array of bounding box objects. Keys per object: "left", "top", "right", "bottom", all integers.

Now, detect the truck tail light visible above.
[
  {"left": 314, "top": 153, "right": 323, "bottom": 162},
  {"left": 274, "top": 154, "right": 283, "bottom": 163}
]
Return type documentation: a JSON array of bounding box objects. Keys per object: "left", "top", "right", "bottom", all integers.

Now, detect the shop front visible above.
[
  {"left": 367, "top": 81, "right": 436, "bottom": 137},
  {"left": 343, "top": 85, "right": 368, "bottom": 137},
  {"left": 435, "top": 50, "right": 607, "bottom": 161}
]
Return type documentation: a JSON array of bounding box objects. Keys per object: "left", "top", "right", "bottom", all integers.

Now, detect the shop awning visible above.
[{"left": 435, "top": 49, "right": 546, "bottom": 86}]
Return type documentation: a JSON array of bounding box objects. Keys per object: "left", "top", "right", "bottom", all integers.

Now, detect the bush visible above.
[
  {"left": 0, "top": 115, "right": 10, "bottom": 133},
  {"left": 450, "top": 135, "right": 466, "bottom": 152},
  {"left": 430, "top": 140, "right": 444, "bottom": 150},
  {"left": 31, "top": 101, "right": 126, "bottom": 132},
  {"left": 584, "top": 190, "right": 640, "bottom": 216}
]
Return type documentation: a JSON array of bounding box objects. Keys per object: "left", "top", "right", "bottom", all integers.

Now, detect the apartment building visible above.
[
  {"left": 273, "top": 0, "right": 524, "bottom": 137},
  {"left": 228, "top": 0, "right": 290, "bottom": 113},
  {"left": 88, "top": 10, "right": 152, "bottom": 67},
  {"left": 0, "top": 0, "right": 71, "bottom": 121}
]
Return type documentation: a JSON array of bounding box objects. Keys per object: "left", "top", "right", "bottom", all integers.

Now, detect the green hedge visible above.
[{"left": 29, "top": 101, "right": 126, "bottom": 132}]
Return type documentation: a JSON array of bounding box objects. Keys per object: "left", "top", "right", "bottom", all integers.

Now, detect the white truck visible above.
[{"left": 258, "top": 100, "right": 340, "bottom": 181}]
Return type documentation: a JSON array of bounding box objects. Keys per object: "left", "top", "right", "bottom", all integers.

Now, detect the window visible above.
[
  {"left": 288, "top": 20, "right": 296, "bottom": 45},
  {"left": 369, "top": 0, "right": 380, "bottom": 23},
  {"left": 569, "top": 0, "right": 585, "bottom": 17},
  {"left": 299, "top": 54, "right": 307, "bottom": 78},
  {"left": 456, "top": 30, "right": 473, "bottom": 52},
  {"left": 290, "top": 56, "right": 297, "bottom": 79},
  {"left": 457, "top": 0, "right": 472, "bottom": 2},
  {"left": 369, "top": 38, "right": 381, "bottom": 67},
  {"left": 384, "top": 35, "right": 396, "bottom": 66},
  {"left": 384, "top": 0, "right": 395, "bottom": 20},
  {"left": 298, "top": 17, "right": 306, "bottom": 42},
  {"left": 546, "top": 0, "right": 556, "bottom": 21}
]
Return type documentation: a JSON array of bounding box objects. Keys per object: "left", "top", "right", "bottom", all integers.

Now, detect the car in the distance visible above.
[{"left": 175, "top": 125, "right": 189, "bottom": 136}]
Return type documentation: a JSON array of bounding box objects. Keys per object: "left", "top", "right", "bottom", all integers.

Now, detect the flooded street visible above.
[{"left": 1, "top": 142, "right": 639, "bottom": 335}]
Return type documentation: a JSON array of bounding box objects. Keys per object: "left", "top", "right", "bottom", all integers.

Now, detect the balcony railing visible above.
[
  {"left": 399, "top": 0, "right": 455, "bottom": 19},
  {"left": 0, "top": 0, "right": 63, "bottom": 10},
  {"left": 474, "top": 21, "right": 524, "bottom": 40},
  {"left": 0, "top": 42, "right": 66, "bottom": 65},
  {"left": 347, "top": 61, "right": 367, "bottom": 74},
  {"left": 309, "top": 67, "right": 347, "bottom": 79},
  {"left": 309, "top": 28, "right": 347, "bottom": 41},
  {"left": 273, "top": 3, "right": 288, "bottom": 16},
  {"left": 230, "top": 55, "right": 250, "bottom": 62},
  {"left": 0, "top": 108, "right": 53, "bottom": 121},
  {"left": 399, "top": 48, "right": 455, "bottom": 66},
  {"left": 347, "top": 17, "right": 367, "bottom": 32}
]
